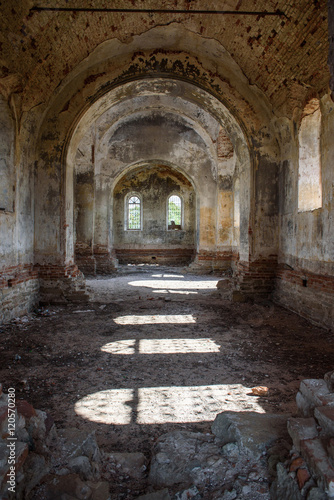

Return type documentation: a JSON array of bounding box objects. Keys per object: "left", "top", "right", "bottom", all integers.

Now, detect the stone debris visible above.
[
  {"left": 1, "top": 373, "right": 334, "bottom": 499},
  {"left": 148, "top": 418, "right": 290, "bottom": 499},
  {"left": 271, "top": 371, "right": 334, "bottom": 499},
  {"left": 0, "top": 387, "right": 110, "bottom": 499},
  {"left": 211, "top": 411, "right": 289, "bottom": 459}
]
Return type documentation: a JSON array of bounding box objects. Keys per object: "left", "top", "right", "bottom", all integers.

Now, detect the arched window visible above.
[
  {"left": 168, "top": 195, "right": 182, "bottom": 230},
  {"left": 298, "top": 99, "right": 322, "bottom": 212},
  {"left": 127, "top": 195, "right": 141, "bottom": 230},
  {"left": 0, "top": 96, "right": 15, "bottom": 212}
]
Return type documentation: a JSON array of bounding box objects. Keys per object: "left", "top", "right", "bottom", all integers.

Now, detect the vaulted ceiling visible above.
[{"left": 0, "top": 0, "right": 329, "bottom": 118}]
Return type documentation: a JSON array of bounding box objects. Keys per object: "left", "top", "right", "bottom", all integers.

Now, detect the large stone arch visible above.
[
  {"left": 33, "top": 26, "right": 279, "bottom": 298},
  {"left": 67, "top": 78, "right": 252, "bottom": 273}
]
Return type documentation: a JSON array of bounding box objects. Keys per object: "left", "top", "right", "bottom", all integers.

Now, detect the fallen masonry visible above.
[
  {"left": 0, "top": 374, "right": 334, "bottom": 499},
  {"left": 271, "top": 371, "right": 334, "bottom": 500}
]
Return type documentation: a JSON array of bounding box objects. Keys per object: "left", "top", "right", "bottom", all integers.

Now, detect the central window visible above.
[
  {"left": 168, "top": 195, "right": 182, "bottom": 230},
  {"left": 127, "top": 195, "right": 141, "bottom": 230}
]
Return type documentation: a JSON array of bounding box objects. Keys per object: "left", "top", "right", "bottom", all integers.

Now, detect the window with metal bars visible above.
[
  {"left": 168, "top": 195, "right": 182, "bottom": 230},
  {"left": 127, "top": 195, "right": 141, "bottom": 230}
]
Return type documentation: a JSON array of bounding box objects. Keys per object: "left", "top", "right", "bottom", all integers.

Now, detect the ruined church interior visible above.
[{"left": 1, "top": 1, "right": 334, "bottom": 499}]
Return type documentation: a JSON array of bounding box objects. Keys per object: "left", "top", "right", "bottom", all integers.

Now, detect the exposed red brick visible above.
[{"left": 16, "top": 400, "right": 37, "bottom": 419}]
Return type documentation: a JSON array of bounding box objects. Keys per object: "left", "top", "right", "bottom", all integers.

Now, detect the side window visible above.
[
  {"left": 168, "top": 195, "right": 182, "bottom": 230},
  {"left": 127, "top": 195, "right": 141, "bottom": 230},
  {"left": 298, "top": 99, "right": 322, "bottom": 212},
  {"left": 0, "top": 96, "right": 15, "bottom": 212}
]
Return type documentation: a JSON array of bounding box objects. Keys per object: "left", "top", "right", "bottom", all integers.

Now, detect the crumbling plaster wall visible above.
[
  {"left": 273, "top": 94, "right": 334, "bottom": 330},
  {"left": 0, "top": 96, "right": 39, "bottom": 322}
]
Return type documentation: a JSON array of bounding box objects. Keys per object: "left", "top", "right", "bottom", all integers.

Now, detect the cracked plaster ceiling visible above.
[{"left": 0, "top": 0, "right": 330, "bottom": 117}]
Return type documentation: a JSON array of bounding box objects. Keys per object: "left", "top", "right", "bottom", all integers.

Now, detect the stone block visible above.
[
  {"left": 300, "top": 438, "right": 334, "bottom": 497},
  {"left": 211, "top": 411, "right": 290, "bottom": 459},
  {"left": 34, "top": 473, "right": 92, "bottom": 499},
  {"left": 300, "top": 379, "right": 334, "bottom": 406},
  {"left": 314, "top": 406, "right": 334, "bottom": 437},
  {"left": 272, "top": 462, "right": 303, "bottom": 500},
  {"left": 297, "top": 380, "right": 334, "bottom": 417},
  {"left": 296, "top": 391, "right": 313, "bottom": 417},
  {"left": 287, "top": 417, "right": 318, "bottom": 451},
  {"left": 58, "top": 428, "right": 101, "bottom": 463},
  {"left": 307, "top": 487, "right": 328, "bottom": 499},
  {"left": 86, "top": 480, "right": 110, "bottom": 500},
  {"left": 22, "top": 452, "right": 49, "bottom": 497},
  {"left": 68, "top": 455, "right": 93, "bottom": 481},
  {"left": 328, "top": 438, "right": 334, "bottom": 462},
  {"left": 108, "top": 452, "right": 146, "bottom": 479},
  {"left": 325, "top": 371, "right": 334, "bottom": 392},
  {"left": 149, "top": 430, "right": 218, "bottom": 488}
]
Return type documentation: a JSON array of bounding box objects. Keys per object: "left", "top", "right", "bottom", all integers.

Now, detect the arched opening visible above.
[
  {"left": 167, "top": 194, "right": 182, "bottom": 230},
  {"left": 113, "top": 164, "right": 196, "bottom": 266},
  {"left": 66, "top": 77, "right": 251, "bottom": 275}
]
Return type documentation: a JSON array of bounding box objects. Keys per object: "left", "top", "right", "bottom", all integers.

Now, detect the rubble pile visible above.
[
  {"left": 271, "top": 371, "right": 334, "bottom": 499},
  {"left": 0, "top": 383, "right": 111, "bottom": 499},
  {"left": 1, "top": 373, "right": 334, "bottom": 499}
]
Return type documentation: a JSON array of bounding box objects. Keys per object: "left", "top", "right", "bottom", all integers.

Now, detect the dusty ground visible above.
[{"left": 1, "top": 265, "right": 333, "bottom": 497}]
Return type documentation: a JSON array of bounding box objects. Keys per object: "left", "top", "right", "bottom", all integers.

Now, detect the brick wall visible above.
[
  {"left": 115, "top": 248, "right": 196, "bottom": 266},
  {"left": 0, "top": 264, "right": 89, "bottom": 324},
  {"left": 0, "top": 265, "right": 39, "bottom": 323},
  {"left": 273, "top": 266, "right": 334, "bottom": 330},
  {"left": 234, "top": 257, "right": 278, "bottom": 297}
]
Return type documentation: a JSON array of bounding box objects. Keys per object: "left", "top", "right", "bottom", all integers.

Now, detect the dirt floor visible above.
[{"left": 1, "top": 265, "right": 334, "bottom": 497}]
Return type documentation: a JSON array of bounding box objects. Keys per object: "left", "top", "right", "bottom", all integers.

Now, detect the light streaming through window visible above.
[
  {"left": 168, "top": 195, "right": 182, "bottom": 228},
  {"left": 128, "top": 195, "right": 141, "bottom": 230}
]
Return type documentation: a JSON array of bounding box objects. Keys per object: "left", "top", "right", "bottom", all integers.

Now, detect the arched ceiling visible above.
[
  {"left": 0, "top": 0, "right": 329, "bottom": 119},
  {"left": 69, "top": 78, "right": 247, "bottom": 179}
]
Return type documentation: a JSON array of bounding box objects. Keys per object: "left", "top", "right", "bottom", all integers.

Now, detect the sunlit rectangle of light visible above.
[
  {"left": 101, "top": 338, "right": 220, "bottom": 355},
  {"left": 152, "top": 274, "right": 184, "bottom": 278},
  {"left": 139, "top": 338, "right": 220, "bottom": 354},
  {"left": 75, "top": 388, "right": 134, "bottom": 425},
  {"left": 152, "top": 289, "right": 198, "bottom": 295},
  {"left": 114, "top": 314, "right": 196, "bottom": 325},
  {"left": 74, "top": 385, "right": 265, "bottom": 426},
  {"left": 137, "top": 385, "right": 265, "bottom": 424},
  {"left": 128, "top": 280, "right": 218, "bottom": 290},
  {"left": 101, "top": 340, "right": 136, "bottom": 354}
]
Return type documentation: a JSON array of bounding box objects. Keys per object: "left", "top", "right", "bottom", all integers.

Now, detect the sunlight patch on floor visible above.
[
  {"left": 152, "top": 289, "right": 198, "bottom": 295},
  {"left": 74, "top": 384, "right": 265, "bottom": 425},
  {"left": 101, "top": 338, "right": 221, "bottom": 355},
  {"left": 151, "top": 274, "right": 185, "bottom": 278},
  {"left": 114, "top": 314, "right": 196, "bottom": 325},
  {"left": 75, "top": 388, "right": 134, "bottom": 424},
  {"left": 101, "top": 339, "right": 136, "bottom": 354},
  {"left": 128, "top": 280, "right": 218, "bottom": 290}
]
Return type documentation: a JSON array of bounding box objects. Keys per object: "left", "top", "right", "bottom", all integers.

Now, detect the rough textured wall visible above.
[
  {"left": 0, "top": 97, "right": 38, "bottom": 322},
  {"left": 274, "top": 94, "right": 334, "bottom": 330}
]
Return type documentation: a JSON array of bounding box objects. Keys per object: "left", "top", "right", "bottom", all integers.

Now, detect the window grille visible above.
[
  {"left": 168, "top": 195, "right": 182, "bottom": 229},
  {"left": 127, "top": 195, "right": 141, "bottom": 230}
]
